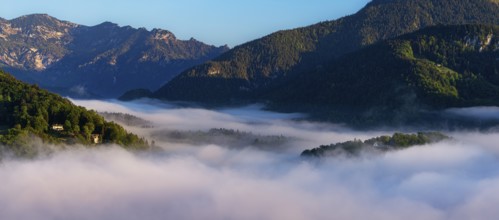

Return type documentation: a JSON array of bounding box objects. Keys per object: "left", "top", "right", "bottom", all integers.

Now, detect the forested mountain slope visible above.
[
  {"left": 0, "top": 70, "right": 148, "bottom": 157},
  {"left": 269, "top": 25, "right": 499, "bottom": 125},
  {"left": 153, "top": 0, "right": 499, "bottom": 102}
]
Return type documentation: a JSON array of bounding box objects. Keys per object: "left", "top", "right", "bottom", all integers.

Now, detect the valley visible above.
[{"left": 1, "top": 0, "right": 499, "bottom": 219}]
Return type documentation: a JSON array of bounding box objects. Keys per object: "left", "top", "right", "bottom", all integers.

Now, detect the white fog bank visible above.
[{"left": 0, "top": 99, "right": 498, "bottom": 220}]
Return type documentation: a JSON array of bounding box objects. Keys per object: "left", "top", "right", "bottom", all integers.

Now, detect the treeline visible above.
[
  {"left": 0, "top": 70, "right": 148, "bottom": 156},
  {"left": 99, "top": 112, "right": 153, "bottom": 128},
  {"left": 153, "top": 128, "right": 291, "bottom": 150},
  {"left": 301, "top": 132, "right": 449, "bottom": 158}
]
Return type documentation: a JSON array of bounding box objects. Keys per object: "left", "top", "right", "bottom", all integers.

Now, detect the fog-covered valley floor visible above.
[{"left": 1, "top": 99, "right": 499, "bottom": 220}]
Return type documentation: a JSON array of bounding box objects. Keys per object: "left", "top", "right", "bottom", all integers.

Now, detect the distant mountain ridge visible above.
[
  {"left": 151, "top": 0, "right": 499, "bottom": 102},
  {"left": 0, "top": 14, "right": 229, "bottom": 97}
]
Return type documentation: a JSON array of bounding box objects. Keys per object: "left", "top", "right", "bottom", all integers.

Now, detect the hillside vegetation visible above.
[
  {"left": 301, "top": 132, "right": 449, "bottom": 158},
  {"left": 152, "top": 0, "right": 499, "bottom": 102},
  {"left": 268, "top": 25, "right": 499, "bottom": 125},
  {"left": 0, "top": 70, "right": 148, "bottom": 157}
]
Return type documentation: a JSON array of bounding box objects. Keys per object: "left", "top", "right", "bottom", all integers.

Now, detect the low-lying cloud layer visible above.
[
  {"left": 1, "top": 99, "right": 498, "bottom": 220},
  {"left": 71, "top": 99, "right": 383, "bottom": 153},
  {"left": 446, "top": 107, "right": 499, "bottom": 120}
]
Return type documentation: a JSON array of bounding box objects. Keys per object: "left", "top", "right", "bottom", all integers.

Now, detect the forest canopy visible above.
[{"left": 0, "top": 70, "right": 148, "bottom": 157}]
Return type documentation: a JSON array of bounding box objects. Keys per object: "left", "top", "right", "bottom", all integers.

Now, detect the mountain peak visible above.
[
  {"left": 10, "top": 13, "right": 77, "bottom": 29},
  {"left": 362, "top": 0, "right": 402, "bottom": 7},
  {"left": 12, "top": 13, "right": 57, "bottom": 22},
  {"left": 151, "top": 28, "right": 176, "bottom": 40},
  {"left": 17, "top": 13, "right": 52, "bottom": 19},
  {"left": 152, "top": 0, "right": 499, "bottom": 104},
  {"left": 0, "top": 13, "right": 230, "bottom": 97},
  {"left": 97, "top": 21, "right": 120, "bottom": 28},
  {"left": 369, "top": 0, "right": 395, "bottom": 4}
]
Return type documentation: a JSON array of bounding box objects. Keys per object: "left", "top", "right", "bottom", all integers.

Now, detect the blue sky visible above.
[{"left": 0, "top": 0, "right": 370, "bottom": 47}]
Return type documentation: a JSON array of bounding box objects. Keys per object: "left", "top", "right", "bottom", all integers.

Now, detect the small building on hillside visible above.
[
  {"left": 91, "top": 134, "right": 101, "bottom": 144},
  {"left": 51, "top": 124, "right": 64, "bottom": 131}
]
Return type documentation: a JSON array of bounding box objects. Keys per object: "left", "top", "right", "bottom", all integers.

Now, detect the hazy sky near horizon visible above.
[{"left": 0, "top": 0, "right": 370, "bottom": 47}]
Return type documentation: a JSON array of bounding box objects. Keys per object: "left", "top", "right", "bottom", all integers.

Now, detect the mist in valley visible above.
[{"left": 1, "top": 99, "right": 499, "bottom": 220}]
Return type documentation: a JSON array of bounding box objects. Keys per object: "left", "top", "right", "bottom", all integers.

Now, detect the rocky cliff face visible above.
[
  {"left": 0, "top": 14, "right": 76, "bottom": 70},
  {"left": 0, "top": 14, "right": 229, "bottom": 98}
]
